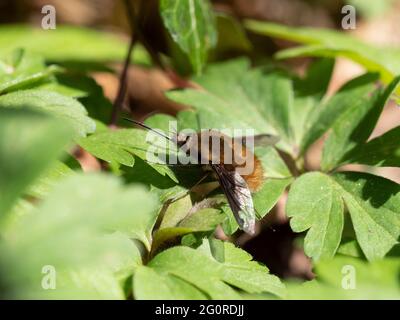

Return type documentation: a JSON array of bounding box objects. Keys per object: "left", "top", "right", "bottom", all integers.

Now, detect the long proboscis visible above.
[{"left": 123, "top": 118, "right": 172, "bottom": 141}]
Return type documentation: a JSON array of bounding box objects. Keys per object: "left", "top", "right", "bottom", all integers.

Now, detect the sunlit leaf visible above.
[{"left": 160, "top": 0, "right": 217, "bottom": 74}]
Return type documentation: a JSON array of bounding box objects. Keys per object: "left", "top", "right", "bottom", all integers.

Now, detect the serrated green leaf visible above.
[
  {"left": 167, "top": 59, "right": 272, "bottom": 132},
  {"left": 0, "top": 89, "right": 95, "bottom": 137},
  {"left": 139, "top": 241, "right": 285, "bottom": 300},
  {"left": 0, "top": 108, "right": 73, "bottom": 221},
  {"left": 216, "top": 242, "right": 285, "bottom": 297},
  {"left": 287, "top": 171, "right": 400, "bottom": 261},
  {"left": 333, "top": 172, "right": 400, "bottom": 261},
  {"left": 166, "top": 59, "right": 297, "bottom": 154},
  {"left": 160, "top": 0, "right": 217, "bottom": 74},
  {"left": 286, "top": 172, "right": 344, "bottom": 260},
  {"left": 0, "top": 173, "right": 154, "bottom": 298},
  {"left": 78, "top": 128, "right": 178, "bottom": 182},
  {"left": 147, "top": 246, "right": 241, "bottom": 299}
]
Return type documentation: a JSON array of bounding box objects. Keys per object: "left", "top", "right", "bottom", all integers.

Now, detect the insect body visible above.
[
  {"left": 174, "top": 129, "right": 269, "bottom": 234},
  {"left": 125, "top": 119, "right": 278, "bottom": 235}
]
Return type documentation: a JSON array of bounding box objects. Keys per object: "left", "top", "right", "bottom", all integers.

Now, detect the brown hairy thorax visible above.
[{"left": 185, "top": 130, "right": 264, "bottom": 192}]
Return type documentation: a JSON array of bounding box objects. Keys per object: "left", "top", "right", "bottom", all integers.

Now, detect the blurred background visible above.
[{"left": 1, "top": 0, "right": 399, "bottom": 280}]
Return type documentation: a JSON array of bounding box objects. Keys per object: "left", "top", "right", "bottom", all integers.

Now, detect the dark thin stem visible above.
[
  {"left": 109, "top": 0, "right": 138, "bottom": 125},
  {"left": 109, "top": 34, "right": 136, "bottom": 125}
]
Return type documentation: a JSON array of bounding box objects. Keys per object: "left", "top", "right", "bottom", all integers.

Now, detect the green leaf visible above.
[
  {"left": 134, "top": 241, "right": 285, "bottom": 299},
  {"left": 0, "top": 108, "right": 73, "bottom": 221},
  {"left": 213, "top": 13, "right": 252, "bottom": 56},
  {"left": 139, "top": 247, "right": 241, "bottom": 299},
  {"left": 159, "top": 195, "right": 194, "bottom": 229},
  {"left": 245, "top": 70, "right": 294, "bottom": 142},
  {"left": 333, "top": 172, "right": 400, "bottom": 261},
  {"left": 166, "top": 58, "right": 294, "bottom": 153},
  {"left": 160, "top": 0, "right": 217, "bottom": 74},
  {"left": 78, "top": 128, "right": 178, "bottom": 182},
  {"left": 0, "top": 49, "right": 61, "bottom": 94},
  {"left": 287, "top": 255, "right": 400, "bottom": 299},
  {"left": 36, "top": 232, "right": 141, "bottom": 300},
  {"left": 144, "top": 113, "right": 177, "bottom": 134},
  {"left": 244, "top": 21, "right": 400, "bottom": 87},
  {"left": 134, "top": 266, "right": 207, "bottom": 300},
  {"left": 287, "top": 171, "right": 400, "bottom": 261},
  {"left": 292, "top": 58, "right": 335, "bottom": 147},
  {"left": 216, "top": 241, "right": 285, "bottom": 297},
  {"left": 286, "top": 172, "right": 344, "bottom": 260},
  {"left": 0, "top": 89, "right": 96, "bottom": 137},
  {"left": 178, "top": 208, "right": 226, "bottom": 230},
  {"left": 0, "top": 25, "right": 150, "bottom": 65},
  {"left": 168, "top": 57, "right": 332, "bottom": 158},
  {"left": 344, "top": 126, "right": 400, "bottom": 167},
  {"left": 316, "top": 256, "right": 400, "bottom": 298},
  {"left": 152, "top": 197, "right": 227, "bottom": 254},
  {"left": 27, "top": 160, "right": 78, "bottom": 198},
  {"left": 337, "top": 239, "right": 364, "bottom": 258},
  {"left": 322, "top": 75, "right": 400, "bottom": 170},
  {"left": 48, "top": 73, "right": 113, "bottom": 124},
  {"left": 300, "top": 73, "right": 379, "bottom": 154},
  {"left": 1, "top": 173, "right": 155, "bottom": 298},
  {"left": 252, "top": 146, "right": 293, "bottom": 219}
]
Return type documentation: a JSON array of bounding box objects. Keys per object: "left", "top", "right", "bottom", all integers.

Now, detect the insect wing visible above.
[{"left": 211, "top": 164, "right": 255, "bottom": 234}]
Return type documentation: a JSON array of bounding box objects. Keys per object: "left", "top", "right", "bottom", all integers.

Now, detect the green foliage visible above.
[
  {"left": 78, "top": 128, "right": 178, "bottom": 181},
  {"left": 1, "top": 174, "right": 157, "bottom": 299},
  {"left": 0, "top": 89, "right": 95, "bottom": 137},
  {"left": 160, "top": 0, "right": 217, "bottom": 74},
  {"left": 0, "top": 109, "right": 73, "bottom": 222},
  {"left": 134, "top": 240, "right": 285, "bottom": 299},
  {"left": 287, "top": 172, "right": 400, "bottom": 261},
  {"left": 245, "top": 20, "right": 400, "bottom": 88},
  {"left": 1, "top": 4, "right": 400, "bottom": 300},
  {"left": 0, "top": 49, "right": 61, "bottom": 94},
  {"left": 287, "top": 256, "right": 400, "bottom": 299},
  {"left": 347, "top": 0, "right": 395, "bottom": 19},
  {"left": 0, "top": 25, "right": 150, "bottom": 65}
]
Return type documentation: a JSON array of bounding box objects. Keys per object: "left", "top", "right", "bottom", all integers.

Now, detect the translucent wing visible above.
[{"left": 211, "top": 164, "right": 255, "bottom": 234}]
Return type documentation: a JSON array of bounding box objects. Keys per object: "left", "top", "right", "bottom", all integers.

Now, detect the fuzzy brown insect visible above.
[{"left": 125, "top": 119, "right": 279, "bottom": 234}]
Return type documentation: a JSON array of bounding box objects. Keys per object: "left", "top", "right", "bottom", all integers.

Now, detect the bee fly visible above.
[{"left": 124, "top": 118, "right": 279, "bottom": 235}]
